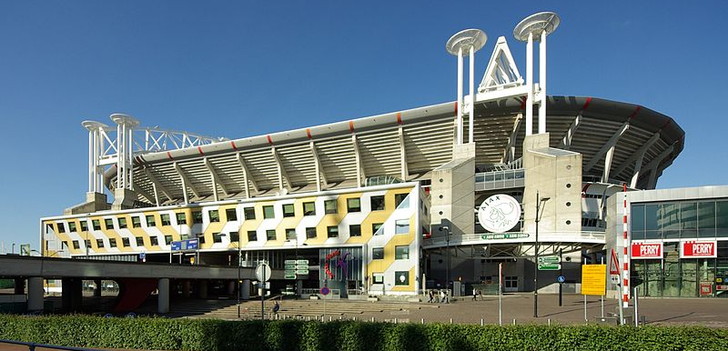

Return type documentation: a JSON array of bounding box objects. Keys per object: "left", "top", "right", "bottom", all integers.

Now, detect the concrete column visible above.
[
  {"left": 14, "top": 278, "right": 25, "bottom": 294},
  {"left": 158, "top": 278, "right": 170, "bottom": 314},
  {"left": 182, "top": 281, "right": 191, "bottom": 297},
  {"left": 227, "top": 281, "right": 235, "bottom": 296},
  {"left": 94, "top": 279, "right": 102, "bottom": 297},
  {"left": 241, "top": 279, "right": 251, "bottom": 300},
  {"left": 198, "top": 281, "right": 208, "bottom": 299},
  {"left": 62, "top": 278, "right": 83, "bottom": 313},
  {"left": 27, "top": 277, "right": 45, "bottom": 312}
]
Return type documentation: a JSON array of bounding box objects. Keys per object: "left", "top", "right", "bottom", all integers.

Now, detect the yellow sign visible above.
[{"left": 581, "top": 264, "right": 606, "bottom": 296}]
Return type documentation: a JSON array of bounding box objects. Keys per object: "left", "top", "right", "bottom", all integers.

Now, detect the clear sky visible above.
[{"left": 1, "top": 1, "right": 726, "bottom": 251}]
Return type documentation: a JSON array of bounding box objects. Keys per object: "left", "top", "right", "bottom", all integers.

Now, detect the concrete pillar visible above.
[
  {"left": 241, "top": 279, "right": 251, "bottom": 300},
  {"left": 227, "top": 281, "right": 235, "bottom": 296},
  {"left": 14, "top": 278, "right": 25, "bottom": 294},
  {"left": 94, "top": 279, "right": 102, "bottom": 297},
  {"left": 430, "top": 143, "right": 476, "bottom": 236},
  {"left": 182, "top": 281, "right": 191, "bottom": 297},
  {"left": 158, "top": 278, "right": 170, "bottom": 314},
  {"left": 62, "top": 278, "right": 83, "bottom": 313},
  {"left": 27, "top": 277, "right": 45, "bottom": 312},
  {"left": 198, "top": 281, "right": 208, "bottom": 299}
]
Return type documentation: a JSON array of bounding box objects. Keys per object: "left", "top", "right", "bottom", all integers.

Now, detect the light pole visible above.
[
  {"left": 237, "top": 234, "right": 242, "bottom": 319},
  {"left": 533, "top": 191, "right": 550, "bottom": 318},
  {"left": 439, "top": 225, "right": 451, "bottom": 292}
]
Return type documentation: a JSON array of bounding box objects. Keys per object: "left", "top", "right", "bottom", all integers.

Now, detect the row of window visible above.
[
  {"left": 631, "top": 200, "right": 728, "bottom": 239},
  {"left": 52, "top": 193, "right": 411, "bottom": 233},
  {"left": 372, "top": 271, "right": 410, "bottom": 286}
]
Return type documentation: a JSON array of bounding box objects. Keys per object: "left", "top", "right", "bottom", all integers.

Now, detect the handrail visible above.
[
  {"left": 0, "top": 339, "right": 101, "bottom": 351},
  {"left": 423, "top": 231, "right": 606, "bottom": 247}
]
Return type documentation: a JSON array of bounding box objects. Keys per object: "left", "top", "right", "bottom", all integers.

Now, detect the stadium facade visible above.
[{"left": 40, "top": 12, "right": 701, "bottom": 300}]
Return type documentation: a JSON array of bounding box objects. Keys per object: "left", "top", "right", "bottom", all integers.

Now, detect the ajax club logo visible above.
[{"left": 478, "top": 194, "right": 521, "bottom": 233}]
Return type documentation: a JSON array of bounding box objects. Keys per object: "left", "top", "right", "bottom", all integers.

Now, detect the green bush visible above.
[{"left": 1, "top": 315, "right": 727, "bottom": 351}]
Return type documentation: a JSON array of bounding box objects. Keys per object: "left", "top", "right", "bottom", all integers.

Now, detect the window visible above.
[
  {"left": 247, "top": 231, "right": 258, "bottom": 241},
  {"left": 135, "top": 237, "right": 144, "bottom": 246},
  {"left": 149, "top": 236, "right": 158, "bottom": 246},
  {"left": 370, "top": 196, "right": 385, "bottom": 211},
  {"left": 132, "top": 217, "right": 142, "bottom": 228},
  {"left": 372, "top": 247, "right": 384, "bottom": 259},
  {"left": 395, "top": 219, "right": 410, "bottom": 234},
  {"left": 226, "top": 208, "right": 238, "bottom": 222},
  {"left": 73, "top": 241, "right": 80, "bottom": 250},
  {"left": 325, "top": 200, "right": 338, "bottom": 214},
  {"left": 176, "top": 213, "right": 187, "bottom": 225},
  {"left": 244, "top": 207, "right": 256, "bottom": 220},
  {"left": 92, "top": 219, "right": 101, "bottom": 231},
  {"left": 109, "top": 238, "right": 117, "bottom": 248},
  {"left": 306, "top": 227, "right": 317, "bottom": 239},
  {"left": 283, "top": 204, "right": 295, "bottom": 217},
  {"left": 146, "top": 215, "right": 156, "bottom": 227},
  {"left": 263, "top": 206, "right": 275, "bottom": 219},
  {"left": 213, "top": 233, "right": 224, "bottom": 243},
  {"left": 372, "top": 223, "right": 384, "bottom": 236},
  {"left": 122, "top": 238, "right": 130, "bottom": 247},
  {"left": 230, "top": 231, "right": 239, "bottom": 242},
  {"left": 327, "top": 226, "right": 339, "bottom": 238},
  {"left": 373, "top": 273, "right": 384, "bottom": 284},
  {"left": 68, "top": 222, "right": 77, "bottom": 232},
  {"left": 96, "top": 239, "right": 104, "bottom": 248},
  {"left": 303, "top": 202, "right": 316, "bottom": 216},
  {"left": 395, "top": 245, "right": 409, "bottom": 260},
  {"left": 349, "top": 224, "right": 361, "bottom": 237},
  {"left": 79, "top": 220, "right": 88, "bottom": 231},
  {"left": 395, "top": 193, "right": 409, "bottom": 209},
  {"left": 198, "top": 234, "right": 206, "bottom": 244},
  {"left": 395, "top": 271, "right": 409, "bottom": 286},
  {"left": 505, "top": 276, "right": 518, "bottom": 289},
  {"left": 104, "top": 218, "right": 114, "bottom": 230},
  {"left": 160, "top": 214, "right": 171, "bottom": 226},
  {"left": 192, "top": 211, "right": 203, "bottom": 224},
  {"left": 164, "top": 235, "right": 173, "bottom": 245},
  {"left": 285, "top": 228, "right": 297, "bottom": 240},
  {"left": 266, "top": 229, "right": 277, "bottom": 241},
  {"left": 62, "top": 241, "right": 68, "bottom": 250},
  {"left": 347, "top": 198, "right": 361, "bottom": 212},
  {"left": 209, "top": 210, "right": 220, "bottom": 223},
  {"left": 57, "top": 222, "right": 66, "bottom": 233},
  {"left": 118, "top": 217, "right": 128, "bottom": 229}
]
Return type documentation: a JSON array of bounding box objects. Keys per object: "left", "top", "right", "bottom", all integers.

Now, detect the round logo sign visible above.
[{"left": 478, "top": 194, "right": 521, "bottom": 233}]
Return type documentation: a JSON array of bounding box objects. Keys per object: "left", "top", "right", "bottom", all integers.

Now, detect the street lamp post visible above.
[
  {"left": 237, "top": 234, "right": 242, "bottom": 319},
  {"left": 533, "top": 192, "right": 550, "bottom": 318}
]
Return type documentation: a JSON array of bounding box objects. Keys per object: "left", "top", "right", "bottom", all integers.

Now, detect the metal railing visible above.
[
  {"left": 0, "top": 339, "right": 100, "bottom": 351},
  {"left": 423, "top": 231, "right": 606, "bottom": 247}
]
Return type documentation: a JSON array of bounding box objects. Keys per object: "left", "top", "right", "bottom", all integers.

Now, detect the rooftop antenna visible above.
[
  {"left": 446, "top": 29, "right": 487, "bottom": 145},
  {"left": 513, "top": 12, "right": 560, "bottom": 135}
]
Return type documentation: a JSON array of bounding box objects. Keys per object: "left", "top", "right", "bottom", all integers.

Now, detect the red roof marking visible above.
[
  {"left": 230, "top": 141, "right": 238, "bottom": 150},
  {"left": 166, "top": 152, "right": 174, "bottom": 161},
  {"left": 306, "top": 128, "right": 312, "bottom": 139},
  {"left": 197, "top": 146, "right": 204, "bottom": 155},
  {"left": 454, "top": 102, "right": 458, "bottom": 115},
  {"left": 396, "top": 112, "right": 403, "bottom": 125},
  {"left": 627, "top": 106, "right": 641, "bottom": 120},
  {"left": 349, "top": 121, "right": 355, "bottom": 133},
  {"left": 581, "top": 97, "right": 592, "bottom": 111},
  {"left": 520, "top": 96, "right": 527, "bottom": 109},
  {"left": 660, "top": 120, "right": 672, "bottom": 130},
  {"left": 266, "top": 135, "right": 273, "bottom": 145}
]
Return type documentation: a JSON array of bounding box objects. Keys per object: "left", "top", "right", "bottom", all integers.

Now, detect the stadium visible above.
[{"left": 40, "top": 12, "right": 688, "bottom": 302}]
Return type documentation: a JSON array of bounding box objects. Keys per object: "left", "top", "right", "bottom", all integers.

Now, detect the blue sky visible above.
[{"left": 0, "top": 1, "right": 726, "bottom": 251}]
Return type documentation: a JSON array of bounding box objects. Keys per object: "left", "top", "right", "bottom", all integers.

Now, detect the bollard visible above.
[
  {"left": 394, "top": 318, "right": 397, "bottom": 324},
  {"left": 449, "top": 318, "right": 453, "bottom": 324},
  {"left": 421, "top": 318, "right": 425, "bottom": 324},
  {"left": 547, "top": 319, "right": 551, "bottom": 326},
  {"left": 329, "top": 316, "right": 332, "bottom": 322},
  {"left": 353, "top": 317, "right": 357, "bottom": 321},
  {"left": 480, "top": 318, "right": 484, "bottom": 326},
  {"left": 371, "top": 317, "right": 375, "bottom": 322},
  {"left": 512, "top": 319, "right": 516, "bottom": 325}
]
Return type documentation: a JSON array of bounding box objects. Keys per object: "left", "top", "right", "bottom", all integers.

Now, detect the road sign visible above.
[
  {"left": 295, "top": 269, "right": 309, "bottom": 275},
  {"left": 581, "top": 264, "right": 606, "bottom": 296},
  {"left": 296, "top": 259, "right": 309, "bottom": 265},
  {"left": 284, "top": 273, "right": 296, "bottom": 280},
  {"left": 284, "top": 259, "right": 297, "bottom": 264},
  {"left": 255, "top": 262, "right": 272, "bottom": 282},
  {"left": 538, "top": 256, "right": 559, "bottom": 263},
  {"left": 171, "top": 239, "right": 199, "bottom": 251},
  {"left": 320, "top": 287, "right": 330, "bottom": 295},
  {"left": 557, "top": 275, "right": 566, "bottom": 283},
  {"left": 538, "top": 263, "right": 561, "bottom": 271}
]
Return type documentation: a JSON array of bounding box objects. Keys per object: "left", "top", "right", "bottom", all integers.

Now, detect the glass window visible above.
[
  {"left": 244, "top": 207, "right": 256, "bottom": 220},
  {"left": 645, "top": 204, "right": 659, "bottom": 239},
  {"left": 324, "top": 200, "right": 338, "bottom": 214},
  {"left": 226, "top": 208, "right": 238, "bottom": 222},
  {"left": 230, "top": 231, "right": 239, "bottom": 242},
  {"left": 698, "top": 202, "right": 716, "bottom": 237},
  {"left": 160, "top": 214, "right": 171, "bottom": 226},
  {"left": 96, "top": 239, "right": 104, "bottom": 248},
  {"left": 247, "top": 231, "right": 257, "bottom": 241},
  {"left": 68, "top": 222, "right": 77, "bottom": 232},
  {"left": 146, "top": 215, "right": 156, "bottom": 227},
  {"left": 209, "top": 210, "right": 220, "bottom": 223},
  {"left": 192, "top": 211, "right": 203, "bottom": 224},
  {"left": 306, "top": 227, "right": 317, "bottom": 239},
  {"left": 213, "top": 233, "right": 224, "bottom": 243},
  {"left": 349, "top": 224, "right": 361, "bottom": 237},
  {"left": 303, "top": 202, "right": 316, "bottom": 216},
  {"left": 135, "top": 237, "right": 144, "bottom": 246},
  {"left": 395, "top": 219, "right": 410, "bottom": 234},
  {"left": 370, "top": 196, "right": 385, "bottom": 211},
  {"left": 372, "top": 223, "right": 384, "bottom": 236},
  {"left": 132, "top": 217, "right": 142, "bottom": 228},
  {"left": 283, "top": 204, "right": 295, "bottom": 217},
  {"left": 680, "top": 202, "right": 697, "bottom": 238},
  {"left": 285, "top": 228, "right": 296, "bottom": 240},
  {"left": 151, "top": 236, "right": 159, "bottom": 246},
  {"left": 198, "top": 234, "right": 206, "bottom": 244},
  {"left": 79, "top": 220, "right": 88, "bottom": 232},
  {"left": 717, "top": 201, "right": 728, "bottom": 237},
  {"left": 263, "top": 206, "right": 275, "bottom": 219},
  {"left": 109, "top": 238, "right": 117, "bottom": 248},
  {"left": 73, "top": 241, "right": 80, "bottom": 250},
  {"left": 372, "top": 247, "right": 384, "bottom": 260},
  {"left": 395, "top": 245, "right": 409, "bottom": 259},
  {"left": 373, "top": 273, "right": 384, "bottom": 284},
  {"left": 327, "top": 226, "right": 339, "bottom": 238},
  {"left": 57, "top": 222, "right": 66, "bottom": 234},
  {"left": 92, "top": 219, "right": 101, "bottom": 231},
  {"left": 395, "top": 193, "right": 409, "bottom": 209},
  {"left": 176, "top": 213, "right": 187, "bottom": 225},
  {"left": 395, "top": 271, "right": 409, "bottom": 286},
  {"left": 104, "top": 218, "right": 114, "bottom": 230},
  {"left": 118, "top": 217, "right": 127, "bottom": 229},
  {"left": 122, "top": 238, "right": 130, "bottom": 247},
  {"left": 164, "top": 235, "right": 173, "bottom": 245},
  {"left": 347, "top": 198, "right": 361, "bottom": 212},
  {"left": 660, "top": 203, "right": 680, "bottom": 239},
  {"left": 266, "top": 229, "right": 277, "bottom": 241}
]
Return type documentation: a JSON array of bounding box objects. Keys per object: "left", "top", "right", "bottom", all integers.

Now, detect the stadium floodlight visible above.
[{"left": 446, "top": 29, "right": 487, "bottom": 145}]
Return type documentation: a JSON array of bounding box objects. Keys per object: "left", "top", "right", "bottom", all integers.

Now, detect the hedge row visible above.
[{"left": 1, "top": 315, "right": 727, "bottom": 351}]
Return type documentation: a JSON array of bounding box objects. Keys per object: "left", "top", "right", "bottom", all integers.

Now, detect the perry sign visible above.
[
  {"left": 680, "top": 240, "right": 717, "bottom": 258},
  {"left": 631, "top": 241, "right": 663, "bottom": 259}
]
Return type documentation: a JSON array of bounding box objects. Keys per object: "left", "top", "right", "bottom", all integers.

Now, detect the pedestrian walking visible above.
[
  {"left": 472, "top": 288, "right": 478, "bottom": 301},
  {"left": 428, "top": 290, "right": 434, "bottom": 303}
]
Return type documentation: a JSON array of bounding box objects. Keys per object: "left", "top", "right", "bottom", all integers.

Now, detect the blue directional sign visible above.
[
  {"left": 171, "top": 239, "right": 199, "bottom": 251},
  {"left": 557, "top": 275, "right": 566, "bottom": 284}
]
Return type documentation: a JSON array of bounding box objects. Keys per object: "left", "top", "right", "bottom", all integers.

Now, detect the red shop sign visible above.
[
  {"left": 680, "top": 241, "right": 717, "bottom": 258},
  {"left": 631, "top": 241, "right": 663, "bottom": 259}
]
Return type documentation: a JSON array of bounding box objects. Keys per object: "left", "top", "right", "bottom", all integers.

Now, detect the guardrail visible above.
[
  {"left": 0, "top": 339, "right": 100, "bottom": 351},
  {"left": 423, "top": 231, "right": 606, "bottom": 248}
]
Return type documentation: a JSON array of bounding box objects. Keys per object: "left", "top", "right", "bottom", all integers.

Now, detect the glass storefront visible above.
[{"left": 631, "top": 199, "right": 728, "bottom": 240}]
